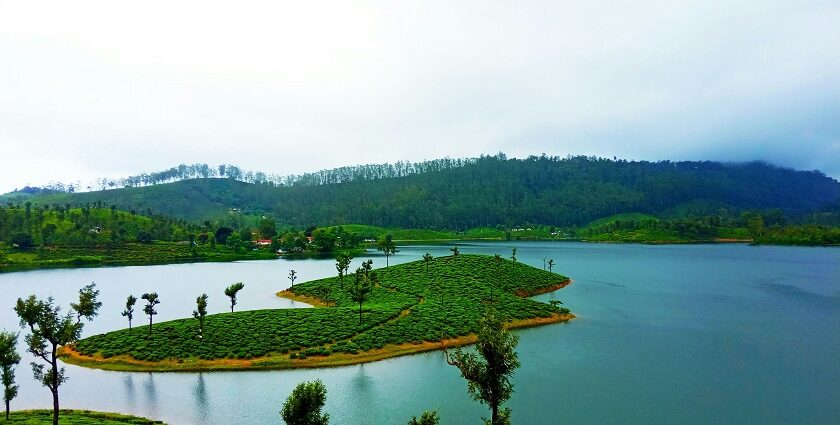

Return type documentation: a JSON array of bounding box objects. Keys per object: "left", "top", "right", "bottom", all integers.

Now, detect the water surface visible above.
[{"left": 1, "top": 242, "right": 838, "bottom": 424}]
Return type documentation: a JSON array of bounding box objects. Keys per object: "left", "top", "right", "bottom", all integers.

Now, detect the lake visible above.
[{"left": 1, "top": 242, "right": 838, "bottom": 424}]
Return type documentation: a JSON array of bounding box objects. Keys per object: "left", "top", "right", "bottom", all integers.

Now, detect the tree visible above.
[
  {"left": 407, "top": 411, "right": 439, "bottom": 425},
  {"left": 214, "top": 226, "right": 234, "bottom": 244},
  {"left": 288, "top": 270, "right": 298, "bottom": 289},
  {"left": 377, "top": 234, "right": 399, "bottom": 267},
  {"left": 281, "top": 380, "right": 329, "bottom": 425},
  {"left": 510, "top": 248, "right": 517, "bottom": 269},
  {"left": 445, "top": 310, "right": 520, "bottom": 425},
  {"left": 349, "top": 260, "right": 375, "bottom": 325},
  {"left": 224, "top": 282, "right": 245, "bottom": 312},
  {"left": 121, "top": 295, "right": 137, "bottom": 332},
  {"left": 422, "top": 253, "right": 433, "bottom": 273},
  {"left": 71, "top": 283, "right": 102, "bottom": 324},
  {"left": 0, "top": 331, "right": 20, "bottom": 420},
  {"left": 193, "top": 294, "right": 208, "bottom": 338},
  {"left": 547, "top": 259, "right": 555, "bottom": 274},
  {"left": 259, "top": 217, "right": 277, "bottom": 239},
  {"left": 335, "top": 253, "right": 352, "bottom": 283},
  {"left": 450, "top": 246, "right": 460, "bottom": 256},
  {"left": 15, "top": 287, "right": 101, "bottom": 425},
  {"left": 141, "top": 292, "right": 160, "bottom": 335}
]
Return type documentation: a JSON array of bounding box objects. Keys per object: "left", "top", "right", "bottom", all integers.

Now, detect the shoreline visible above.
[{"left": 58, "top": 312, "right": 574, "bottom": 372}]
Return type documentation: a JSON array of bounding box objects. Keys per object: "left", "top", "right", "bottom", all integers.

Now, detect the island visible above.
[{"left": 60, "top": 255, "right": 573, "bottom": 372}]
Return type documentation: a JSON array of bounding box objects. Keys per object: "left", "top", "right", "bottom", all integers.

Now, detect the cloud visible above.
[{"left": 1, "top": 0, "right": 839, "bottom": 193}]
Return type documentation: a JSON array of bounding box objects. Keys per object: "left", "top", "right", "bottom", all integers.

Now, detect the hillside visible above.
[{"left": 8, "top": 155, "right": 840, "bottom": 228}]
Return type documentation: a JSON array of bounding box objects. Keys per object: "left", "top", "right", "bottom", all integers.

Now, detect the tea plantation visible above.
[{"left": 71, "top": 255, "right": 570, "bottom": 365}]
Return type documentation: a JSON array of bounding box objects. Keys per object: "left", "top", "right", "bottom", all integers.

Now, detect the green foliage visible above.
[
  {"left": 14, "top": 287, "right": 101, "bottom": 425},
  {"left": 376, "top": 234, "right": 398, "bottom": 266},
  {"left": 280, "top": 380, "right": 329, "bottom": 425},
  {"left": 407, "top": 411, "right": 439, "bottom": 425},
  {"left": 15, "top": 157, "right": 839, "bottom": 228},
  {"left": 224, "top": 282, "right": 245, "bottom": 312},
  {"left": 446, "top": 310, "right": 519, "bottom": 425},
  {"left": 141, "top": 293, "right": 160, "bottom": 335},
  {"left": 1, "top": 409, "right": 165, "bottom": 424},
  {"left": 192, "top": 294, "right": 208, "bottom": 337},
  {"left": 73, "top": 255, "right": 569, "bottom": 364},
  {"left": 121, "top": 295, "right": 137, "bottom": 332},
  {"left": 1, "top": 331, "right": 21, "bottom": 418}
]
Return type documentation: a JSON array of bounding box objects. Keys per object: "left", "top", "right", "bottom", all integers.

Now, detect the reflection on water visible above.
[{"left": 193, "top": 374, "right": 208, "bottom": 423}]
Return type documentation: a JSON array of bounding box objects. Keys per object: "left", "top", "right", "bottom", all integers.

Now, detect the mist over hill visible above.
[{"left": 5, "top": 155, "right": 839, "bottom": 229}]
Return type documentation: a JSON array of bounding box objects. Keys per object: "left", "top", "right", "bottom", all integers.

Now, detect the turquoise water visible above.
[{"left": 1, "top": 242, "right": 838, "bottom": 424}]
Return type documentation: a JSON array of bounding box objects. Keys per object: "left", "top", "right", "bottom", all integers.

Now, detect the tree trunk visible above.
[
  {"left": 51, "top": 350, "right": 59, "bottom": 425},
  {"left": 491, "top": 404, "right": 498, "bottom": 425},
  {"left": 358, "top": 302, "right": 362, "bottom": 325},
  {"left": 148, "top": 316, "right": 153, "bottom": 335},
  {"left": 6, "top": 399, "right": 9, "bottom": 420}
]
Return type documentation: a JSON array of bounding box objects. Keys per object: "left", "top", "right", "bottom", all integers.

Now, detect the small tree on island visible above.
[
  {"left": 71, "top": 283, "right": 102, "bottom": 324},
  {"left": 450, "top": 246, "right": 460, "bottom": 256},
  {"left": 281, "top": 379, "right": 329, "bottom": 425},
  {"left": 0, "top": 331, "right": 21, "bottom": 420},
  {"left": 224, "top": 282, "right": 245, "bottom": 312},
  {"left": 335, "top": 253, "right": 353, "bottom": 283},
  {"left": 288, "top": 270, "right": 298, "bottom": 289},
  {"left": 547, "top": 259, "right": 555, "bottom": 274},
  {"left": 193, "top": 294, "right": 208, "bottom": 338},
  {"left": 422, "top": 253, "right": 433, "bottom": 274},
  {"left": 377, "top": 234, "right": 398, "bottom": 267},
  {"left": 14, "top": 285, "right": 101, "bottom": 425},
  {"left": 121, "top": 295, "right": 137, "bottom": 332},
  {"left": 408, "top": 410, "right": 440, "bottom": 425},
  {"left": 445, "top": 309, "right": 520, "bottom": 425},
  {"left": 141, "top": 292, "right": 160, "bottom": 336},
  {"left": 349, "top": 260, "right": 375, "bottom": 325}
]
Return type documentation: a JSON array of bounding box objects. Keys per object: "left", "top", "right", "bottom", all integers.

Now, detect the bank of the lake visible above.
[{"left": 2, "top": 409, "right": 164, "bottom": 424}]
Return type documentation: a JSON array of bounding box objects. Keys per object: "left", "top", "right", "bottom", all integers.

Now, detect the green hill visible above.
[{"left": 7, "top": 155, "right": 840, "bottom": 229}]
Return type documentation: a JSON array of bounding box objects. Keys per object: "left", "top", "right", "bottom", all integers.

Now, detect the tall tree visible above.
[
  {"left": 547, "top": 259, "right": 555, "bottom": 274},
  {"left": 193, "top": 294, "right": 208, "bottom": 338},
  {"left": 15, "top": 287, "right": 101, "bottom": 425},
  {"left": 281, "top": 379, "right": 329, "bottom": 425},
  {"left": 349, "top": 261, "right": 375, "bottom": 325},
  {"left": 288, "top": 270, "right": 298, "bottom": 289},
  {"left": 224, "top": 282, "right": 245, "bottom": 312},
  {"left": 407, "top": 411, "right": 439, "bottom": 425},
  {"left": 450, "top": 246, "right": 460, "bottom": 256},
  {"left": 121, "top": 295, "right": 137, "bottom": 332},
  {"left": 71, "top": 283, "right": 102, "bottom": 324},
  {"left": 0, "top": 331, "right": 20, "bottom": 420},
  {"left": 510, "top": 248, "right": 517, "bottom": 269},
  {"left": 335, "top": 253, "right": 352, "bottom": 283},
  {"left": 376, "top": 234, "right": 399, "bottom": 267},
  {"left": 445, "top": 310, "right": 520, "bottom": 425},
  {"left": 422, "top": 253, "right": 433, "bottom": 274},
  {"left": 141, "top": 293, "right": 160, "bottom": 335}
]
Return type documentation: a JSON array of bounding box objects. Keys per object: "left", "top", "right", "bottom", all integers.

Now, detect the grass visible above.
[
  {"left": 0, "top": 242, "right": 276, "bottom": 272},
  {"left": 1, "top": 410, "right": 164, "bottom": 424},
  {"left": 64, "top": 255, "right": 572, "bottom": 371}
]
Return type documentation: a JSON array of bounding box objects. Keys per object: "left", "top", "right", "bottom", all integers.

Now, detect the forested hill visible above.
[{"left": 7, "top": 156, "right": 840, "bottom": 229}]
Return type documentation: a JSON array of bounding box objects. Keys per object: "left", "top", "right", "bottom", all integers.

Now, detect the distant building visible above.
[{"left": 256, "top": 239, "right": 272, "bottom": 246}]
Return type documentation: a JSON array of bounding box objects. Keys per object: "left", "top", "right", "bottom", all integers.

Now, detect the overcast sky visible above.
[{"left": 1, "top": 0, "right": 839, "bottom": 193}]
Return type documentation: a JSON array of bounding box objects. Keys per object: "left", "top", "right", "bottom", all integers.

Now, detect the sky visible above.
[{"left": 1, "top": 0, "right": 839, "bottom": 193}]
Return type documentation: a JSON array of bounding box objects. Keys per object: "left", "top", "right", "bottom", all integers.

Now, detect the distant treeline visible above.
[
  {"left": 33, "top": 157, "right": 479, "bottom": 193},
  {"left": 9, "top": 155, "right": 840, "bottom": 230}
]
